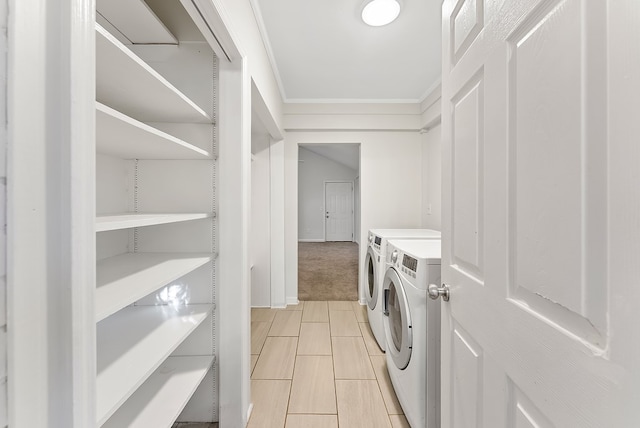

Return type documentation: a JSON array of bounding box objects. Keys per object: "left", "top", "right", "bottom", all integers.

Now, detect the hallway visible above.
[
  {"left": 249, "top": 301, "right": 408, "bottom": 428},
  {"left": 298, "top": 243, "right": 359, "bottom": 301}
]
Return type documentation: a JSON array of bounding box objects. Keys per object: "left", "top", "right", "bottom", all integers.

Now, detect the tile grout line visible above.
[
  {"left": 368, "top": 351, "right": 396, "bottom": 425},
  {"left": 284, "top": 335, "right": 300, "bottom": 425}
]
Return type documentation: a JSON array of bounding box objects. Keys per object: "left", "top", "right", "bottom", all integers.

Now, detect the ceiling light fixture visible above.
[{"left": 361, "top": 0, "right": 401, "bottom": 27}]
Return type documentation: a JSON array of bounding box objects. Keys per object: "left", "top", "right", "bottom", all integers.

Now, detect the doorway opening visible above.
[{"left": 297, "top": 143, "right": 361, "bottom": 301}]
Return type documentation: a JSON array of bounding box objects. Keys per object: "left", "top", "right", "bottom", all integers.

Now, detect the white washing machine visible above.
[
  {"left": 382, "top": 239, "right": 441, "bottom": 428},
  {"left": 365, "top": 229, "right": 440, "bottom": 351}
]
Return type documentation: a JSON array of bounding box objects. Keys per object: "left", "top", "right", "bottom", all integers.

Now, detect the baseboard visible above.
[
  {"left": 286, "top": 297, "right": 300, "bottom": 306},
  {"left": 298, "top": 239, "right": 325, "bottom": 242},
  {"left": 246, "top": 403, "right": 253, "bottom": 424}
]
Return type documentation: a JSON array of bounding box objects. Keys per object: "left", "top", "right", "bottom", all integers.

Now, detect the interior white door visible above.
[
  {"left": 440, "top": 0, "right": 640, "bottom": 427},
  {"left": 325, "top": 181, "right": 353, "bottom": 241}
]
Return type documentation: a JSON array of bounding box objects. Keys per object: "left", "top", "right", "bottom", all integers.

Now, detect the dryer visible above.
[
  {"left": 382, "top": 239, "right": 441, "bottom": 428},
  {"left": 365, "top": 229, "right": 440, "bottom": 351}
]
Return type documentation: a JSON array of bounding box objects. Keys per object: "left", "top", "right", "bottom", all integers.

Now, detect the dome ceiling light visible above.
[{"left": 361, "top": 0, "right": 401, "bottom": 27}]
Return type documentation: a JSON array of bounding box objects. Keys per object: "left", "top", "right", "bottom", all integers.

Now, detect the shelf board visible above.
[
  {"left": 101, "top": 355, "right": 214, "bottom": 428},
  {"left": 96, "top": 0, "right": 177, "bottom": 45},
  {"left": 96, "top": 103, "right": 211, "bottom": 160},
  {"left": 96, "top": 252, "right": 214, "bottom": 321},
  {"left": 97, "top": 304, "right": 212, "bottom": 425},
  {"left": 96, "top": 24, "right": 211, "bottom": 124},
  {"left": 96, "top": 213, "right": 213, "bottom": 232}
]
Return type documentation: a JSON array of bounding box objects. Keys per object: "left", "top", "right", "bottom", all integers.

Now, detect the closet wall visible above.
[
  {"left": 94, "top": 0, "right": 218, "bottom": 425},
  {"left": 251, "top": 133, "right": 271, "bottom": 307},
  {"left": 0, "top": 1, "right": 6, "bottom": 425},
  {"left": 421, "top": 125, "right": 442, "bottom": 231}
]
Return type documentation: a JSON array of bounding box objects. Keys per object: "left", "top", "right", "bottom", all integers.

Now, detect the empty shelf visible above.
[
  {"left": 97, "top": 304, "right": 212, "bottom": 425},
  {"left": 96, "top": 24, "right": 211, "bottom": 123},
  {"left": 101, "top": 356, "right": 214, "bottom": 428},
  {"left": 96, "top": 213, "right": 213, "bottom": 232},
  {"left": 96, "top": 252, "right": 214, "bottom": 321},
  {"left": 96, "top": 0, "right": 177, "bottom": 44},
  {"left": 96, "top": 103, "right": 211, "bottom": 160}
]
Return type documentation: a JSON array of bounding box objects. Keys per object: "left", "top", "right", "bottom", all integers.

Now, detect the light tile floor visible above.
[
  {"left": 249, "top": 301, "right": 410, "bottom": 428},
  {"left": 173, "top": 424, "right": 218, "bottom": 428}
]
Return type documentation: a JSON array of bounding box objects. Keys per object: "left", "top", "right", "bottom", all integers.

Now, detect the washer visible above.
[
  {"left": 365, "top": 229, "right": 440, "bottom": 351},
  {"left": 382, "top": 239, "right": 441, "bottom": 428}
]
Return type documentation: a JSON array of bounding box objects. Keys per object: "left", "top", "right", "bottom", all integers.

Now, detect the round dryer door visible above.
[
  {"left": 383, "top": 267, "right": 412, "bottom": 370},
  {"left": 365, "top": 247, "right": 378, "bottom": 310}
]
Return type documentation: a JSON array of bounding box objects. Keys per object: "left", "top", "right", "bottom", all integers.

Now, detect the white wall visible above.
[
  {"left": 298, "top": 147, "right": 358, "bottom": 241},
  {"left": 420, "top": 88, "right": 442, "bottom": 231},
  {"left": 251, "top": 134, "right": 271, "bottom": 307},
  {"left": 285, "top": 131, "right": 423, "bottom": 303},
  {"left": 269, "top": 139, "right": 286, "bottom": 308},
  {"left": 421, "top": 124, "right": 442, "bottom": 230},
  {"left": 0, "top": 1, "right": 6, "bottom": 424},
  {"left": 217, "top": 0, "right": 283, "bottom": 129},
  {"left": 354, "top": 175, "right": 360, "bottom": 244}
]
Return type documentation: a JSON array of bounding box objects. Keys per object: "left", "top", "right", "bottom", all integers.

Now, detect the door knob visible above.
[{"left": 428, "top": 283, "right": 450, "bottom": 302}]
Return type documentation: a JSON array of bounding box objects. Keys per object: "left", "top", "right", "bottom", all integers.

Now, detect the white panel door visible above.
[
  {"left": 325, "top": 181, "right": 353, "bottom": 242},
  {"left": 440, "top": 0, "right": 640, "bottom": 427}
]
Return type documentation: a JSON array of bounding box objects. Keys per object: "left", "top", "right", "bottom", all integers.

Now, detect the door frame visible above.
[
  {"left": 293, "top": 142, "right": 363, "bottom": 305},
  {"left": 8, "top": 0, "right": 96, "bottom": 425},
  {"left": 323, "top": 180, "right": 354, "bottom": 242}
]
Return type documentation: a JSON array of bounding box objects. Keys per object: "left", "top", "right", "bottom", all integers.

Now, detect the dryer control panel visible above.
[
  {"left": 401, "top": 254, "right": 418, "bottom": 278},
  {"left": 373, "top": 235, "right": 382, "bottom": 251},
  {"left": 402, "top": 254, "right": 418, "bottom": 272}
]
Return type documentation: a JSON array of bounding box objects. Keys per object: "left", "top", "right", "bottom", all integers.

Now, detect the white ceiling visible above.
[
  {"left": 252, "top": 0, "right": 442, "bottom": 103},
  {"left": 301, "top": 144, "right": 360, "bottom": 171}
]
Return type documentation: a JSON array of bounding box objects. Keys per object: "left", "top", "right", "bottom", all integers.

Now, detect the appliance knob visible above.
[{"left": 390, "top": 250, "right": 398, "bottom": 264}]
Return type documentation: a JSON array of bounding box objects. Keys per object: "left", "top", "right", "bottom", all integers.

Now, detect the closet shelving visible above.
[
  {"left": 96, "top": 213, "right": 213, "bottom": 232},
  {"left": 96, "top": 252, "right": 214, "bottom": 321},
  {"left": 96, "top": 304, "right": 212, "bottom": 425},
  {"left": 95, "top": 0, "right": 178, "bottom": 44},
  {"left": 96, "top": 24, "right": 211, "bottom": 124},
  {"left": 96, "top": 103, "right": 212, "bottom": 159},
  {"left": 101, "top": 355, "right": 215, "bottom": 428},
  {"left": 94, "top": 0, "right": 218, "bottom": 426}
]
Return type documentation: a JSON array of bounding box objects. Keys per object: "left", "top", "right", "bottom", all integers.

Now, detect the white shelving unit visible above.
[
  {"left": 101, "top": 356, "right": 215, "bottom": 428},
  {"left": 96, "top": 213, "right": 213, "bottom": 232},
  {"left": 96, "top": 305, "right": 212, "bottom": 425},
  {"left": 96, "top": 0, "right": 178, "bottom": 45},
  {"left": 96, "top": 24, "right": 211, "bottom": 123},
  {"left": 96, "top": 252, "right": 214, "bottom": 321},
  {"left": 94, "top": 1, "right": 218, "bottom": 425},
  {"left": 96, "top": 103, "right": 212, "bottom": 160}
]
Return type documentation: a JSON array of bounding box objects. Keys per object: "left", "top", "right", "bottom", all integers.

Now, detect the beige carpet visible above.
[{"left": 298, "top": 242, "right": 359, "bottom": 301}]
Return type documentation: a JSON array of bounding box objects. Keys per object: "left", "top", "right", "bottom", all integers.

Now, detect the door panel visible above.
[
  {"left": 507, "top": 380, "right": 554, "bottom": 428},
  {"left": 508, "top": 0, "right": 608, "bottom": 341},
  {"left": 325, "top": 181, "right": 353, "bottom": 241},
  {"left": 451, "top": 70, "right": 484, "bottom": 281},
  {"left": 451, "top": 0, "right": 484, "bottom": 65},
  {"left": 441, "top": 0, "right": 639, "bottom": 426},
  {"left": 451, "top": 324, "right": 482, "bottom": 428}
]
